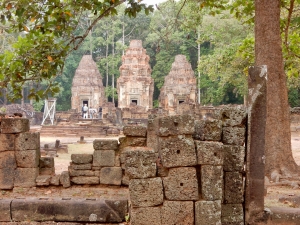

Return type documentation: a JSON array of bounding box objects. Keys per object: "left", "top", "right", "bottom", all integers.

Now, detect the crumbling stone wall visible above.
[
  {"left": 124, "top": 108, "right": 247, "bottom": 225},
  {"left": 0, "top": 107, "right": 247, "bottom": 224}
]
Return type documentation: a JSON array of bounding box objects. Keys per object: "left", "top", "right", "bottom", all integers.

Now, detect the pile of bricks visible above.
[{"left": 125, "top": 109, "right": 247, "bottom": 225}]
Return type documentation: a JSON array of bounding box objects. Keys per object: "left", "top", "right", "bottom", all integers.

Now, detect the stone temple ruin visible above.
[
  {"left": 71, "top": 55, "right": 106, "bottom": 112},
  {"left": 117, "top": 40, "right": 154, "bottom": 111},
  {"left": 159, "top": 54, "right": 197, "bottom": 115}
]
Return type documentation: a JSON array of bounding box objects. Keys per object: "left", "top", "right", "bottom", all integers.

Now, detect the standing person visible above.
[
  {"left": 98, "top": 105, "right": 102, "bottom": 119},
  {"left": 83, "top": 104, "right": 88, "bottom": 119}
]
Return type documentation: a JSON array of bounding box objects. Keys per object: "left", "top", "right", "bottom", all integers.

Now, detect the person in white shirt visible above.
[{"left": 82, "top": 104, "right": 88, "bottom": 119}]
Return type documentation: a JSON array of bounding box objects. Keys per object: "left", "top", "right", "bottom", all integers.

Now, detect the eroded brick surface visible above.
[
  {"left": 129, "top": 178, "right": 163, "bottom": 207},
  {"left": 158, "top": 135, "right": 197, "bottom": 168},
  {"left": 93, "top": 150, "right": 115, "bottom": 167},
  {"left": 223, "top": 145, "right": 245, "bottom": 172},
  {"left": 123, "top": 126, "right": 147, "bottom": 137},
  {"left": 156, "top": 114, "right": 195, "bottom": 136},
  {"left": 224, "top": 172, "right": 244, "bottom": 204},
  {"left": 201, "top": 165, "right": 223, "bottom": 201},
  {"left": 163, "top": 167, "right": 199, "bottom": 201},
  {"left": 131, "top": 207, "right": 161, "bottom": 225},
  {"left": 193, "top": 119, "right": 222, "bottom": 141},
  {"left": 120, "top": 147, "right": 156, "bottom": 179},
  {"left": 93, "top": 139, "right": 118, "bottom": 150},
  {"left": 195, "top": 141, "right": 223, "bottom": 165},
  {"left": 161, "top": 201, "right": 194, "bottom": 225},
  {"left": 195, "top": 200, "right": 221, "bottom": 225}
]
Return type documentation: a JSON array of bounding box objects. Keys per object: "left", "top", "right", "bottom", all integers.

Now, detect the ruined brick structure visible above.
[
  {"left": 117, "top": 40, "right": 154, "bottom": 110},
  {"left": 1, "top": 105, "right": 299, "bottom": 224},
  {"left": 159, "top": 54, "right": 197, "bottom": 115},
  {"left": 71, "top": 55, "right": 106, "bottom": 112}
]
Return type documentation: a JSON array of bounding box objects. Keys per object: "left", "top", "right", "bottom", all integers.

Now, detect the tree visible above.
[
  {"left": 0, "top": 0, "right": 153, "bottom": 101},
  {"left": 255, "top": 0, "right": 299, "bottom": 178}
]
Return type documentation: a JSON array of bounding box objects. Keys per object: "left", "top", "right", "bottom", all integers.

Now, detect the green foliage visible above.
[
  {"left": 0, "top": 0, "right": 153, "bottom": 101},
  {"left": 32, "top": 100, "right": 44, "bottom": 112}
]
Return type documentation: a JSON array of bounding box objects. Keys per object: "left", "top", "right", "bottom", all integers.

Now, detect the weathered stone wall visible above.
[
  {"left": 125, "top": 108, "right": 247, "bottom": 225},
  {"left": 0, "top": 107, "right": 247, "bottom": 223}
]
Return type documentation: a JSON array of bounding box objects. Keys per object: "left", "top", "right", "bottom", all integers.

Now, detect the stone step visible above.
[{"left": 0, "top": 198, "right": 127, "bottom": 222}]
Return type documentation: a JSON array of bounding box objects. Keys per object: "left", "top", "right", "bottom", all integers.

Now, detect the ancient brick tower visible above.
[
  {"left": 159, "top": 55, "right": 197, "bottom": 114},
  {"left": 117, "top": 40, "right": 154, "bottom": 110},
  {"left": 71, "top": 55, "right": 105, "bottom": 112}
]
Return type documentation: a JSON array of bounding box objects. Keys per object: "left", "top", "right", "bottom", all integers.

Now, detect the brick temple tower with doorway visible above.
[
  {"left": 71, "top": 55, "right": 106, "bottom": 112},
  {"left": 159, "top": 55, "right": 197, "bottom": 115},
  {"left": 117, "top": 40, "right": 154, "bottom": 110}
]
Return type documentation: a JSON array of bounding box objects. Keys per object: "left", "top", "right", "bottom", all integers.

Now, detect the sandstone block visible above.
[
  {"left": 220, "top": 106, "right": 247, "bottom": 127},
  {"left": 193, "top": 119, "right": 222, "bottom": 141},
  {"left": 163, "top": 167, "right": 199, "bottom": 200},
  {"left": 1, "top": 118, "right": 29, "bottom": 133},
  {"left": 115, "top": 155, "right": 120, "bottom": 167},
  {"left": 71, "top": 176, "right": 99, "bottom": 185},
  {"left": 71, "top": 154, "right": 93, "bottom": 164},
  {"left": 0, "top": 151, "right": 16, "bottom": 169},
  {"left": 147, "top": 114, "right": 159, "bottom": 132},
  {"left": 14, "top": 168, "right": 39, "bottom": 188},
  {"left": 161, "top": 201, "right": 194, "bottom": 225},
  {"left": 120, "top": 147, "right": 156, "bottom": 179},
  {"left": 93, "top": 150, "right": 115, "bottom": 167},
  {"left": 195, "top": 200, "right": 221, "bottom": 225},
  {"left": 131, "top": 207, "right": 161, "bottom": 225},
  {"left": 158, "top": 135, "right": 197, "bottom": 168},
  {"left": 39, "top": 167, "right": 55, "bottom": 176},
  {"left": 36, "top": 175, "right": 51, "bottom": 186},
  {"left": 0, "top": 134, "right": 15, "bottom": 152},
  {"left": 11, "top": 198, "right": 128, "bottom": 223},
  {"left": 129, "top": 178, "right": 163, "bottom": 207},
  {"left": 15, "top": 149, "right": 40, "bottom": 168},
  {"left": 122, "top": 173, "right": 130, "bottom": 186},
  {"left": 69, "top": 168, "right": 95, "bottom": 177},
  {"left": 0, "top": 199, "right": 12, "bottom": 221},
  {"left": 224, "top": 172, "right": 244, "bottom": 204},
  {"left": 195, "top": 141, "right": 223, "bottom": 165},
  {"left": 221, "top": 204, "right": 244, "bottom": 224},
  {"left": 70, "top": 163, "right": 92, "bottom": 170},
  {"left": 201, "top": 165, "right": 223, "bottom": 201},
  {"left": 146, "top": 132, "right": 159, "bottom": 152},
  {"left": 15, "top": 132, "right": 40, "bottom": 151},
  {"left": 157, "top": 160, "right": 169, "bottom": 177},
  {"left": 50, "top": 175, "right": 60, "bottom": 186},
  {"left": 156, "top": 114, "right": 195, "bottom": 136},
  {"left": 100, "top": 167, "right": 122, "bottom": 185},
  {"left": 40, "top": 157, "right": 55, "bottom": 168},
  {"left": 0, "top": 168, "right": 14, "bottom": 189},
  {"left": 222, "top": 127, "right": 245, "bottom": 146},
  {"left": 123, "top": 125, "right": 147, "bottom": 137},
  {"left": 119, "top": 137, "right": 146, "bottom": 150},
  {"left": 93, "top": 139, "right": 118, "bottom": 150},
  {"left": 60, "top": 171, "right": 71, "bottom": 188},
  {"left": 223, "top": 145, "right": 245, "bottom": 172}
]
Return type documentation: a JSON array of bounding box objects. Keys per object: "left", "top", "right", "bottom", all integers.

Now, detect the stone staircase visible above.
[{"left": 39, "top": 119, "right": 122, "bottom": 137}]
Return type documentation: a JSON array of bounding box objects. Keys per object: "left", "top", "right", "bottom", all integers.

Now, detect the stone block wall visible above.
[
  {"left": 0, "top": 108, "right": 247, "bottom": 224},
  {"left": 127, "top": 108, "right": 247, "bottom": 225},
  {"left": 0, "top": 118, "right": 40, "bottom": 189}
]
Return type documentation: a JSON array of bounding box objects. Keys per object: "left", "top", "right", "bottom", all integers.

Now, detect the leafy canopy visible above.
[{"left": 0, "top": 0, "right": 153, "bottom": 101}]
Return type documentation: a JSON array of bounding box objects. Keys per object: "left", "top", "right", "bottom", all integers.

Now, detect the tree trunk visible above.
[{"left": 255, "top": 0, "right": 299, "bottom": 178}]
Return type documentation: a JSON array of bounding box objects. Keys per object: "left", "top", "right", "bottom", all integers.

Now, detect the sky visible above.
[{"left": 141, "top": 0, "right": 167, "bottom": 6}]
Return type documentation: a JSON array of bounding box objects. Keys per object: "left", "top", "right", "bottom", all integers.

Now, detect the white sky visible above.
[{"left": 141, "top": 0, "right": 167, "bottom": 6}]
